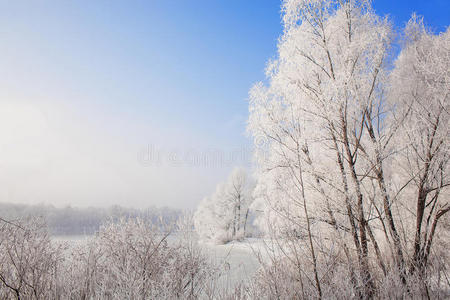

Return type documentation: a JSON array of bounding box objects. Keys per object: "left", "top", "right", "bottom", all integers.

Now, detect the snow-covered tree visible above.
[
  {"left": 247, "top": 0, "right": 449, "bottom": 298},
  {"left": 389, "top": 16, "right": 450, "bottom": 275},
  {"left": 194, "top": 167, "right": 254, "bottom": 244},
  {"left": 249, "top": 0, "right": 394, "bottom": 296}
]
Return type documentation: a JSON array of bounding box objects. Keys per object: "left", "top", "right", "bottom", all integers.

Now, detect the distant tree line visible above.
[{"left": 0, "top": 202, "right": 181, "bottom": 235}]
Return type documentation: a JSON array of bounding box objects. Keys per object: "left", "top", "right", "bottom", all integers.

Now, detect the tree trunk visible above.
[
  {"left": 341, "top": 113, "right": 374, "bottom": 298},
  {"left": 243, "top": 208, "right": 249, "bottom": 237}
]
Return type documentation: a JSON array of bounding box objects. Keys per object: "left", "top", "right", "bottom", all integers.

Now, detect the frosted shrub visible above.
[
  {"left": 0, "top": 216, "right": 222, "bottom": 299},
  {"left": 0, "top": 218, "right": 63, "bottom": 299},
  {"left": 63, "top": 217, "right": 217, "bottom": 299}
]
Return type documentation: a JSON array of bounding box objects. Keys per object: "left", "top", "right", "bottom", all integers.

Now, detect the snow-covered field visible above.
[{"left": 200, "top": 239, "right": 261, "bottom": 288}]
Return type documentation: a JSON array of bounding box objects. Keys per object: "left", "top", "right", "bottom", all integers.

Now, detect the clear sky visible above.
[{"left": 0, "top": 0, "right": 448, "bottom": 209}]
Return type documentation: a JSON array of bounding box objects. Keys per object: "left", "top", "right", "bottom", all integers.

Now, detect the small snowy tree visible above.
[{"left": 194, "top": 167, "right": 254, "bottom": 244}]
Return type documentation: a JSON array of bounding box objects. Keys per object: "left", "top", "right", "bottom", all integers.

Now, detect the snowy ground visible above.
[{"left": 199, "top": 239, "right": 261, "bottom": 289}]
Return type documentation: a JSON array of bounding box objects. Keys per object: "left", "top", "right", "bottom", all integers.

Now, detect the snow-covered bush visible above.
[
  {"left": 59, "top": 217, "right": 218, "bottom": 299},
  {"left": 0, "top": 216, "right": 224, "bottom": 299},
  {"left": 0, "top": 217, "right": 63, "bottom": 299}
]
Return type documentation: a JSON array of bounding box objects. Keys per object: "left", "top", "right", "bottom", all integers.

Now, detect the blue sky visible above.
[{"left": 0, "top": 1, "right": 448, "bottom": 208}]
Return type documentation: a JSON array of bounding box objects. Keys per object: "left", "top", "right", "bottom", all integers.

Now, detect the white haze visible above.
[{"left": 0, "top": 99, "right": 250, "bottom": 209}]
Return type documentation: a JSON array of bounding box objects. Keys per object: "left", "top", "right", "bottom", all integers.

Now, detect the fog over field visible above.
[{"left": 0, "top": 0, "right": 449, "bottom": 299}]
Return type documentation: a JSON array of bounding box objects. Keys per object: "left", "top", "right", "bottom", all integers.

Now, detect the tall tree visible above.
[
  {"left": 249, "top": 0, "right": 395, "bottom": 296},
  {"left": 389, "top": 17, "right": 450, "bottom": 274}
]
